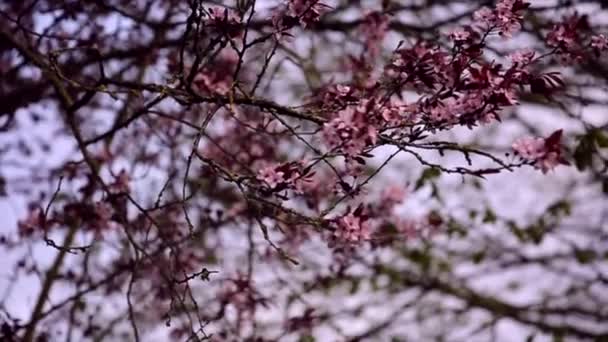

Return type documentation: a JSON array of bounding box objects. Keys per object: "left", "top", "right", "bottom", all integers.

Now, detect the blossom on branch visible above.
[{"left": 512, "top": 129, "right": 569, "bottom": 173}]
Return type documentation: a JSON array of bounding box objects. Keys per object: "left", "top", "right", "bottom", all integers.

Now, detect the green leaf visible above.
[
  {"left": 553, "top": 332, "right": 564, "bottom": 342},
  {"left": 349, "top": 278, "right": 360, "bottom": 294},
  {"left": 574, "top": 249, "right": 597, "bottom": 264},
  {"left": 415, "top": 167, "right": 441, "bottom": 190},
  {"left": 527, "top": 222, "right": 546, "bottom": 245},
  {"left": 592, "top": 128, "right": 608, "bottom": 148},
  {"left": 299, "top": 335, "right": 315, "bottom": 342},
  {"left": 482, "top": 208, "right": 497, "bottom": 223},
  {"left": 408, "top": 249, "right": 431, "bottom": 271},
  {"left": 446, "top": 220, "right": 467, "bottom": 237},
  {"left": 508, "top": 221, "right": 526, "bottom": 242},
  {"left": 547, "top": 200, "right": 571, "bottom": 217},
  {"left": 573, "top": 135, "right": 594, "bottom": 171},
  {"left": 472, "top": 250, "right": 486, "bottom": 264},
  {"left": 0, "top": 175, "right": 5, "bottom": 197}
]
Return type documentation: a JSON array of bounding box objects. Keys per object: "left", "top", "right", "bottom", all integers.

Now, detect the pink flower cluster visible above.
[
  {"left": 322, "top": 103, "right": 378, "bottom": 157},
  {"left": 546, "top": 15, "right": 607, "bottom": 62},
  {"left": 333, "top": 206, "right": 372, "bottom": 244},
  {"left": 473, "top": 0, "right": 530, "bottom": 37},
  {"left": 317, "top": 84, "right": 358, "bottom": 111},
  {"left": 257, "top": 161, "right": 314, "bottom": 193},
  {"left": 18, "top": 207, "right": 43, "bottom": 236},
  {"left": 377, "top": 185, "right": 407, "bottom": 213},
  {"left": 219, "top": 276, "right": 267, "bottom": 313},
  {"left": 512, "top": 129, "right": 569, "bottom": 173},
  {"left": 385, "top": 42, "right": 450, "bottom": 89},
  {"left": 416, "top": 61, "right": 520, "bottom": 127},
  {"left": 509, "top": 49, "right": 536, "bottom": 66},
  {"left": 360, "top": 11, "right": 390, "bottom": 58},
  {"left": 591, "top": 34, "right": 608, "bottom": 53},
  {"left": 206, "top": 7, "right": 243, "bottom": 38},
  {"left": 194, "top": 50, "right": 238, "bottom": 95},
  {"left": 546, "top": 14, "right": 588, "bottom": 62},
  {"left": 590, "top": 33, "right": 608, "bottom": 59},
  {"left": 109, "top": 169, "right": 130, "bottom": 194},
  {"left": 274, "top": 0, "right": 329, "bottom": 28}
]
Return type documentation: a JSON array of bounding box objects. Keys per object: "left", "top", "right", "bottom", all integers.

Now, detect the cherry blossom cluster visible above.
[
  {"left": 332, "top": 205, "right": 372, "bottom": 245},
  {"left": 385, "top": 42, "right": 452, "bottom": 90},
  {"left": 256, "top": 161, "right": 314, "bottom": 194},
  {"left": 322, "top": 100, "right": 382, "bottom": 157},
  {"left": 219, "top": 276, "right": 267, "bottom": 313},
  {"left": 206, "top": 7, "right": 243, "bottom": 38},
  {"left": 193, "top": 49, "right": 239, "bottom": 95},
  {"left": 473, "top": 0, "right": 530, "bottom": 37},
  {"left": 360, "top": 11, "right": 390, "bottom": 58},
  {"left": 546, "top": 14, "right": 608, "bottom": 62},
  {"left": 512, "top": 129, "right": 569, "bottom": 173},
  {"left": 273, "top": 0, "right": 330, "bottom": 31}
]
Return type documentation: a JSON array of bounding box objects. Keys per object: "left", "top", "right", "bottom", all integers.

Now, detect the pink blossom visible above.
[
  {"left": 547, "top": 25, "right": 576, "bottom": 49},
  {"left": 512, "top": 130, "right": 568, "bottom": 173},
  {"left": 380, "top": 99, "right": 409, "bottom": 123},
  {"left": 18, "top": 207, "right": 43, "bottom": 236},
  {"left": 380, "top": 186, "right": 407, "bottom": 211},
  {"left": 323, "top": 105, "right": 378, "bottom": 157},
  {"left": 447, "top": 27, "right": 471, "bottom": 42},
  {"left": 193, "top": 51, "right": 237, "bottom": 95},
  {"left": 473, "top": 7, "right": 495, "bottom": 26},
  {"left": 545, "top": 15, "right": 592, "bottom": 63},
  {"left": 591, "top": 34, "right": 608, "bottom": 52},
  {"left": 397, "top": 219, "right": 420, "bottom": 240},
  {"left": 428, "top": 102, "right": 457, "bottom": 124},
  {"left": 473, "top": 0, "right": 529, "bottom": 37},
  {"left": 206, "top": 7, "right": 243, "bottom": 38},
  {"left": 257, "top": 162, "right": 313, "bottom": 193},
  {"left": 509, "top": 49, "right": 536, "bottom": 65},
  {"left": 109, "top": 170, "right": 130, "bottom": 194},
  {"left": 537, "top": 151, "right": 561, "bottom": 173},
  {"left": 334, "top": 212, "right": 371, "bottom": 244},
  {"left": 92, "top": 201, "right": 115, "bottom": 230},
  {"left": 286, "top": 0, "right": 330, "bottom": 27},
  {"left": 360, "top": 11, "right": 390, "bottom": 58},
  {"left": 257, "top": 165, "right": 286, "bottom": 189},
  {"left": 512, "top": 137, "right": 545, "bottom": 160}
]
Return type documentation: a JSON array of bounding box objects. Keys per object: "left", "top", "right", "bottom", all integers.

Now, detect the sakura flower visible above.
[
  {"left": 512, "top": 130, "right": 569, "bottom": 173},
  {"left": 257, "top": 166, "right": 285, "bottom": 189},
  {"left": 509, "top": 49, "right": 535, "bottom": 65},
  {"left": 382, "top": 185, "right": 406, "bottom": 203},
  {"left": 323, "top": 106, "right": 378, "bottom": 157},
  {"left": 334, "top": 209, "right": 371, "bottom": 244},
  {"left": 286, "top": 0, "right": 330, "bottom": 27},
  {"left": 546, "top": 15, "right": 593, "bottom": 62},
  {"left": 18, "top": 207, "right": 44, "bottom": 236},
  {"left": 109, "top": 170, "right": 130, "bottom": 194},
  {"left": 91, "top": 201, "right": 116, "bottom": 230},
  {"left": 473, "top": 0, "right": 529, "bottom": 37},
  {"left": 447, "top": 27, "right": 471, "bottom": 42},
  {"left": 360, "top": 11, "right": 390, "bottom": 58},
  {"left": 547, "top": 25, "right": 576, "bottom": 50},
  {"left": 397, "top": 219, "right": 420, "bottom": 240},
  {"left": 380, "top": 99, "right": 410, "bottom": 123},
  {"left": 257, "top": 161, "right": 314, "bottom": 193},
  {"left": 377, "top": 185, "right": 407, "bottom": 212},
  {"left": 591, "top": 34, "right": 608, "bottom": 52},
  {"left": 206, "top": 7, "right": 243, "bottom": 38},
  {"left": 473, "top": 7, "right": 494, "bottom": 26},
  {"left": 512, "top": 137, "right": 545, "bottom": 160}
]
